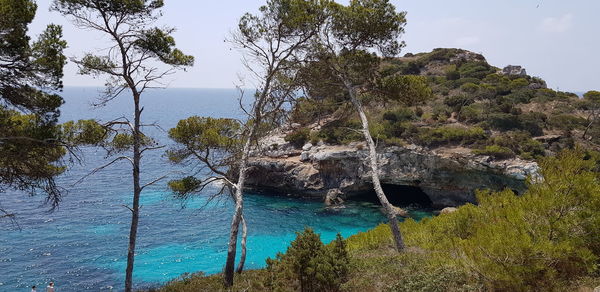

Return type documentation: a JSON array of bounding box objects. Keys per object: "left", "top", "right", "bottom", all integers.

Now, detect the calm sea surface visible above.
[{"left": 0, "top": 87, "right": 431, "bottom": 291}]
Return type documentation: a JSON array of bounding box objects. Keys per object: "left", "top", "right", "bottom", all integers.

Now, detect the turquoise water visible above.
[{"left": 0, "top": 88, "right": 432, "bottom": 290}]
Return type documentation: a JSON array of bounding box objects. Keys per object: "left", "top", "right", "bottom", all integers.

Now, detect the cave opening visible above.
[{"left": 354, "top": 184, "right": 433, "bottom": 208}]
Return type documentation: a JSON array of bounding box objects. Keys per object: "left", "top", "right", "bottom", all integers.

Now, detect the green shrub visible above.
[
  {"left": 416, "top": 126, "right": 487, "bottom": 147},
  {"left": 454, "top": 77, "right": 481, "bottom": 87},
  {"left": 487, "top": 131, "right": 544, "bottom": 160},
  {"left": 390, "top": 265, "right": 473, "bottom": 292},
  {"left": 548, "top": 114, "right": 587, "bottom": 131},
  {"left": 382, "top": 107, "right": 415, "bottom": 122},
  {"left": 399, "top": 60, "right": 422, "bottom": 74},
  {"left": 478, "top": 83, "right": 497, "bottom": 99},
  {"left": 425, "top": 48, "right": 462, "bottom": 62},
  {"left": 285, "top": 127, "right": 310, "bottom": 148},
  {"left": 459, "top": 104, "right": 484, "bottom": 123},
  {"left": 460, "top": 82, "right": 479, "bottom": 94},
  {"left": 486, "top": 113, "right": 544, "bottom": 136},
  {"left": 378, "top": 75, "right": 433, "bottom": 106},
  {"left": 379, "top": 62, "right": 401, "bottom": 76},
  {"left": 505, "top": 89, "right": 535, "bottom": 104},
  {"left": 290, "top": 97, "right": 337, "bottom": 125},
  {"left": 317, "top": 119, "right": 363, "bottom": 145},
  {"left": 265, "top": 228, "right": 350, "bottom": 292},
  {"left": 458, "top": 61, "right": 495, "bottom": 79},
  {"left": 445, "top": 69, "right": 460, "bottom": 81},
  {"left": 371, "top": 120, "right": 415, "bottom": 146},
  {"left": 509, "top": 77, "right": 529, "bottom": 89},
  {"left": 473, "top": 145, "right": 515, "bottom": 160},
  {"left": 443, "top": 94, "right": 474, "bottom": 112},
  {"left": 518, "top": 112, "right": 546, "bottom": 136},
  {"left": 346, "top": 223, "right": 395, "bottom": 251},
  {"left": 342, "top": 250, "right": 479, "bottom": 292},
  {"left": 487, "top": 113, "right": 520, "bottom": 131},
  {"left": 532, "top": 88, "right": 559, "bottom": 102},
  {"left": 431, "top": 102, "right": 451, "bottom": 121},
  {"left": 309, "top": 131, "right": 320, "bottom": 145}
]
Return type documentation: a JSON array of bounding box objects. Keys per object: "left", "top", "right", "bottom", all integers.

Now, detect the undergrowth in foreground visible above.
[{"left": 148, "top": 149, "right": 600, "bottom": 292}]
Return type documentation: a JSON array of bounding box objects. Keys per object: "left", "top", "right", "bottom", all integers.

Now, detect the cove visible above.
[
  {"left": 0, "top": 186, "right": 432, "bottom": 290},
  {"left": 0, "top": 88, "right": 433, "bottom": 290}
]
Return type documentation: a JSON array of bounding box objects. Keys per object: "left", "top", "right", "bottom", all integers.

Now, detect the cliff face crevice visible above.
[{"left": 246, "top": 141, "right": 539, "bottom": 208}]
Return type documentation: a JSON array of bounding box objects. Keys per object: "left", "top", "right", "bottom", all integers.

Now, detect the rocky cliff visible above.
[{"left": 245, "top": 133, "right": 539, "bottom": 208}]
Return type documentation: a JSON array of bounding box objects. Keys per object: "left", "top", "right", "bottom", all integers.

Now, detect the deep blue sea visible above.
[{"left": 0, "top": 87, "right": 432, "bottom": 291}]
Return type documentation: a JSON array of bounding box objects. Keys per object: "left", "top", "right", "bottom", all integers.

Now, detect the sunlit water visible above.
[{"left": 0, "top": 87, "right": 433, "bottom": 291}]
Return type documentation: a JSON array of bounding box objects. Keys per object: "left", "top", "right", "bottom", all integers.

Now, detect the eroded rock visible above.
[
  {"left": 391, "top": 206, "right": 409, "bottom": 217},
  {"left": 501, "top": 65, "right": 527, "bottom": 76},
  {"left": 325, "top": 188, "right": 344, "bottom": 206},
  {"left": 247, "top": 139, "right": 539, "bottom": 208}
]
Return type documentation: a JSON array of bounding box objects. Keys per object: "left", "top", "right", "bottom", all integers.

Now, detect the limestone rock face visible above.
[{"left": 246, "top": 141, "right": 539, "bottom": 208}]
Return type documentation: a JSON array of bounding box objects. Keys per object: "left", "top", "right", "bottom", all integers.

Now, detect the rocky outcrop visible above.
[
  {"left": 440, "top": 207, "right": 458, "bottom": 214},
  {"left": 501, "top": 65, "right": 527, "bottom": 76},
  {"left": 246, "top": 140, "right": 539, "bottom": 208},
  {"left": 325, "top": 188, "right": 344, "bottom": 206}
]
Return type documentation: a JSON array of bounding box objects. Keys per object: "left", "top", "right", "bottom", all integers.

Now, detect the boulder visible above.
[
  {"left": 325, "top": 188, "right": 344, "bottom": 206},
  {"left": 501, "top": 65, "right": 527, "bottom": 76},
  {"left": 300, "top": 151, "right": 310, "bottom": 162},
  {"left": 391, "top": 206, "right": 409, "bottom": 217},
  {"left": 302, "top": 143, "right": 313, "bottom": 151}
]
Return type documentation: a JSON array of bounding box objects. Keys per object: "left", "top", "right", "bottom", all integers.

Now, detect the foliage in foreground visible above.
[
  {"left": 264, "top": 228, "right": 350, "bottom": 292},
  {"left": 0, "top": 0, "right": 68, "bottom": 206},
  {"left": 150, "top": 228, "right": 350, "bottom": 292}
]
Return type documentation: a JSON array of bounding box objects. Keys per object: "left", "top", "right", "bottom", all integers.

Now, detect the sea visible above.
[{"left": 0, "top": 87, "right": 432, "bottom": 291}]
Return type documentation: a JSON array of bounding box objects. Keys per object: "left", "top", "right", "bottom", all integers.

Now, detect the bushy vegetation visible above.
[
  {"left": 153, "top": 150, "right": 600, "bottom": 292},
  {"left": 285, "top": 127, "right": 311, "bottom": 148},
  {"left": 402, "top": 150, "right": 600, "bottom": 290},
  {"left": 152, "top": 228, "right": 350, "bottom": 292},
  {"left": 483, "top": 131, "right": 545, "bottom": 160},
  {"left": 415, "top": 126, "right": 487, "bottom": 147},
  {"left": 265, "top": 228, "right": 350, "bottom": 292},
  {"left": 472, "top": 145, "right": 515, "bottom": 159},
  {"left": 348, "top": 150, "right": 600, "bottom": 291},
  {"left": 317, "top": 119, "right": 363, "bottom": 145},
  {"left": 286, "top": 48, "right": 599, "bottom": 161}
]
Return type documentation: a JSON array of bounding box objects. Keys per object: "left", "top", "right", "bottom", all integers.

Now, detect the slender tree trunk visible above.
[
  {"left": 224, "top": 74, "right": 272, "bottom": 286},
  {"left": 582, "top": 111, "right": 597, "bottom": 139},
  {"left": 125, "top": 94, "right": 142, "bottom": 292},
  {"left": 236, "top": 215, "right": 248, "bottom": 274},
  {"left": 223, "top": 131, "right": 253, "bottom": 286},
  {"left": 345, "top": 83, "right": 405, "bottom": 252}
]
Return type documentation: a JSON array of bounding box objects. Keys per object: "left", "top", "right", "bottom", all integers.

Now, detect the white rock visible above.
[
  {"left": 300, "top": 151, "right": 310, "bottom": 162},
  {"left": 302, "top": 143, "right": 313, "bottom": 151},
  {"left": 440, "top": 207, "right": 458, "bottom": 214}
]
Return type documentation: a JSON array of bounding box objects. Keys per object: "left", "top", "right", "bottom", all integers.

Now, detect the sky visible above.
[{"left": 29, "top": 0, "right": 600, "bottom": 92}]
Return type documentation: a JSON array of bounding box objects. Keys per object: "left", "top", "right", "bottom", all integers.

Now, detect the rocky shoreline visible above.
[{"left": 246, "top": 133, "right": 539, "bottom": 208}]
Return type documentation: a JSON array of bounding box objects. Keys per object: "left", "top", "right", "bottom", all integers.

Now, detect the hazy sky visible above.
[{"left": 29, "top": 0, "right": 599, "bottom": 92}]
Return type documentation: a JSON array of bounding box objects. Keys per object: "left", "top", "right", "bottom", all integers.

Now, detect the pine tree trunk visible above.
[
  {"left": 236, "top": 215, "right": 248, "bottom": 274},
  {"left": 125, "top": 94, "right": 142, "bottom": 292},
  {"left": 223, "top": 133, "right": 253, "bottom": 286},
  {"left": 345, "top": 84, "right": 405, "bottom": 252}
]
